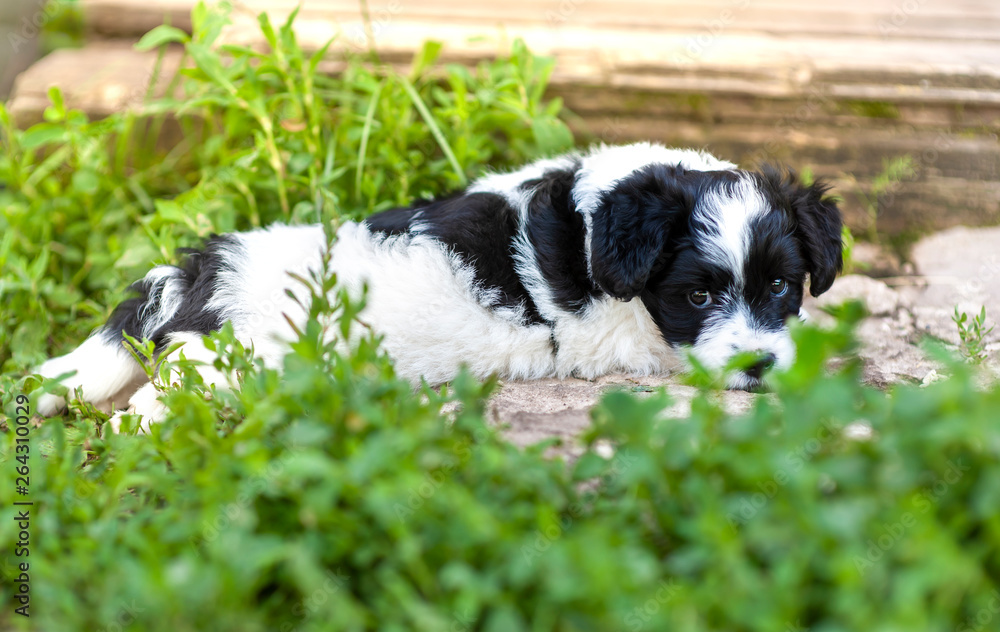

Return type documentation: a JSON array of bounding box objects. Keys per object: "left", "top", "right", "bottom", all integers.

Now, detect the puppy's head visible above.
[{"left": 588, "top": 163, "right": 842, "bottom": 388}]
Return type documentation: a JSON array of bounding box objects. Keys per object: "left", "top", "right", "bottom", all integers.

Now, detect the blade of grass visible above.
[
  {"left": 397, "top": 76, "right": 467, "bottom": 187},
  {"left": 358, "top": 0, "right": 382, "bottom": 65},
  {"left": 355, "top": 81, "right": 384, "bottom": 199}
]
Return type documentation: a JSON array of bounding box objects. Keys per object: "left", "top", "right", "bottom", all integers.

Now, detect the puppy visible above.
[{"left": 36, "top": 142, "right": 842, "bottom": 428}]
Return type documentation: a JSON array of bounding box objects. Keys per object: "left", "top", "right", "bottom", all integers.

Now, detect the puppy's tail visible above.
[{"left": 35, "top": 265, "right": 188, "bottom": 417}]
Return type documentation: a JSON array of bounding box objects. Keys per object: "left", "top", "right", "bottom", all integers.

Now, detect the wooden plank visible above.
[
  {"left": 78, "top": 0, "right": 1000, "bottom": 105},
  {"left": 12, "top": 0, "right": 1000, "bottom": 236},
  {"left": 8, "top": 43, "right": 184, "bottom": 126},
  {"left": 555, "top": 86, "right": 1000, "bottom": 131},
  {"left": 83, "top": 0, "right": 1000, "bottom": 42}
]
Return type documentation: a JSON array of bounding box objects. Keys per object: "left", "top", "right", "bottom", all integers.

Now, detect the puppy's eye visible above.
[
  {"left": 770, "top": 278, "right": 787, "bottom": 296},
  {"left": 689, "top": 290, "right": 712, "bottom": 308}
]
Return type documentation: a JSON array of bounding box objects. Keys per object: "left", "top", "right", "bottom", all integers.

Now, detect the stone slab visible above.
[{"left": 907, "top": 226, "right": 1000, "bottom": 349}]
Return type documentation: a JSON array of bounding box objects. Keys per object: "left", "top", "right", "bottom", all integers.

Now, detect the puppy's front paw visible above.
[
  {"left": 106, "top": 383, "right": 166, "bottom": 435},
  {"left": 36, "top": 392, "right": 68, "bottom": 418},
  {"left": 107, "top": 411, "right": 148, "bottom": 435}
]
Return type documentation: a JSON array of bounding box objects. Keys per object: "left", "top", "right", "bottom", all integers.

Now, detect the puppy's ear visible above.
[
  {"left": 764, "top": 166, "right": 844, "bottom": 297},
  {"left": 589, "top": 166, "right": 691, "bottom": 299}
]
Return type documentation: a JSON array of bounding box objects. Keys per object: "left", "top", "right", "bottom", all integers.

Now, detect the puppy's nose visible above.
[{"left": 744, "top": 353, "right": 776, "bottom": 380}]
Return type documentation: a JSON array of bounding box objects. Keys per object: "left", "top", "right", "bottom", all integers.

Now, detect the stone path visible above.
[{"left": 494, "top": 226, "right": 1000, "bottom": 451}]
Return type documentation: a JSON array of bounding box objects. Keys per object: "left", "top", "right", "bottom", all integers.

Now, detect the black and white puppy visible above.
[{"left": 36, "top": 142, "right": 842, "bottom": 428}]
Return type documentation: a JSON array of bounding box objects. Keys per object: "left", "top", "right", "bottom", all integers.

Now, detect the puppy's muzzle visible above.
[{"left": 744, "top": 352, "right": 777, "bottom": 381}]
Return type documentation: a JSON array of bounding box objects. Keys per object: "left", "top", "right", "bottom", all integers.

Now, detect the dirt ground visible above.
[{"left": 492, "top": 226, "right": 1000, "bottom": 453}]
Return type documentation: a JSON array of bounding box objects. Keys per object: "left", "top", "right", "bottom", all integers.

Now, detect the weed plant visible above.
[{"left": 953, "top": 306, "right": 994, "bottom": 365}]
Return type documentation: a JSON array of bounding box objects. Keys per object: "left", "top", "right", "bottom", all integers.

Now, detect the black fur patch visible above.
[
  {"left": 363, "top": 197, "right": 443, "bottom": 235},
  {"left": 150, "top": 236, "right": 240, "bottom": 347},
  {"left": 642, "top": 239, "right": 732, "bottom": 347},
  {"left": 102, "top": 283, "right": 156, "bottom": 346},
  {"left": 102, "top": 235, "right": 240, "bottom": 351},
  {"left": 743, "top": 212, "right": 807, "bottom": 327},
  {"left": 588, "top": 164, "right": 714, "bottom": 300},
  {"left": 370, "top": 192, "right": 545, "bottom": 325},
  {"left": 363, "top": 207, "right": 419, "bottom": 235},
  {"left": 521, "top": 165, "right": 596, "bottom": 312},
  {"left": 755, "top": 167, "right": 843, "bottom": 297}
]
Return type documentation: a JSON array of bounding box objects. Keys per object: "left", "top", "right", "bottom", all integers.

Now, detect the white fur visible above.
[
  {"left": 329, "top": 225, "right": 680, "bottom": 382},
  {"left": 330, "top": 223, "right": 557, "bottom": 383},
  {"left": 36, "top": 335, "right": 145, "bottom": 417},
  {"left": 690, "top": 304, "right": 796, "bottom": 389},
  {"left": 468, "top": 155, "right": 579, "bottom": 210},
  {"left": 139, "top": 266, "right": 186, "bottom": 339},
  {"left": 552, "top": 296, "right": 679, "bottom": 378},
  {"left": 693, "top": 176, "right": 767, "bottom": 287},
  {"left": 107, "top": 383, "right": 162, "bottom": 434},
  {"left": 208, "top": 224, "right": 328, "bottom": 368}
]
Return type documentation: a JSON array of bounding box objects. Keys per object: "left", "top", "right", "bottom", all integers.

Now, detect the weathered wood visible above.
[
  {"left": 81, "top": 0, "right": 1000, "bottom": 41},
  {"left": 8, "top": 0, "right": 1000, "bottom": 236},
  {"left": 8, "top": 43, "right": 185, "bottom": 126}
]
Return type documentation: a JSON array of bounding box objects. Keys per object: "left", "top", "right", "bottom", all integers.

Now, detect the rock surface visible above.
[
  {"left": 907, "top": 226, "right": 1000, "bottom": 350},
  {"left": 492, "top": 375, "right": 756, "bottom": 452},
  {"left": 494, "top": 228, "right": 1000, "bottom": 455}
]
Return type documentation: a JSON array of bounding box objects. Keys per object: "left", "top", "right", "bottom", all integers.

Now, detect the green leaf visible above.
[
  {"left": 187, "top": 43, "right": 236, "bottom": 94},
  {"left": 70, "top": 169, "right": 100, "bottom": 196},
  {"left": 19, "top": 123, "right": 67, "bottom": 150},
  {"left": 308, "top": 37, "right": 337, "bottom": 76},
  {"left": 47, "top": 87, "right": 67, "bottom": 120},
  {"left": 114, "top": 242, "right": 158, "bottom": 270},
  {"left": 355, "top": 81, "right": 384, "bottom": 196},
  {"left": 134, "top": 25, "right": 190, "bottom": 51},
  {"left": 288, "top": 152, "right": 313, "bottom": 175},
  {"left": 530, "top": 117, "right": 574, "bottom": 156},
  {"left": 573, "top": 451, "right": 610, "bottom": 481},
  {"left": 410, "top": 40, "right": 443, "bottom": 80},
  {"left": 257, "top": 12, "right": 279, "bottom": 52},
  {"left": 153, "top": 199, "right": 197, "bottom": 232},
  {"left": 397, "top": 75, "right": 467, "bottom": 186}
]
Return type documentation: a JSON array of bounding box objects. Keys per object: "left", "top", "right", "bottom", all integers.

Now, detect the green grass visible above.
[{"left": 2, "top": 4, "right": 1000, "bottom": 631}]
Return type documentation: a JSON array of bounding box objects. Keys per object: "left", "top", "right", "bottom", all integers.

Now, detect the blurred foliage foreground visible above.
[{"left": 2, "top": 4, "right": 1000, "bottom": 631}]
